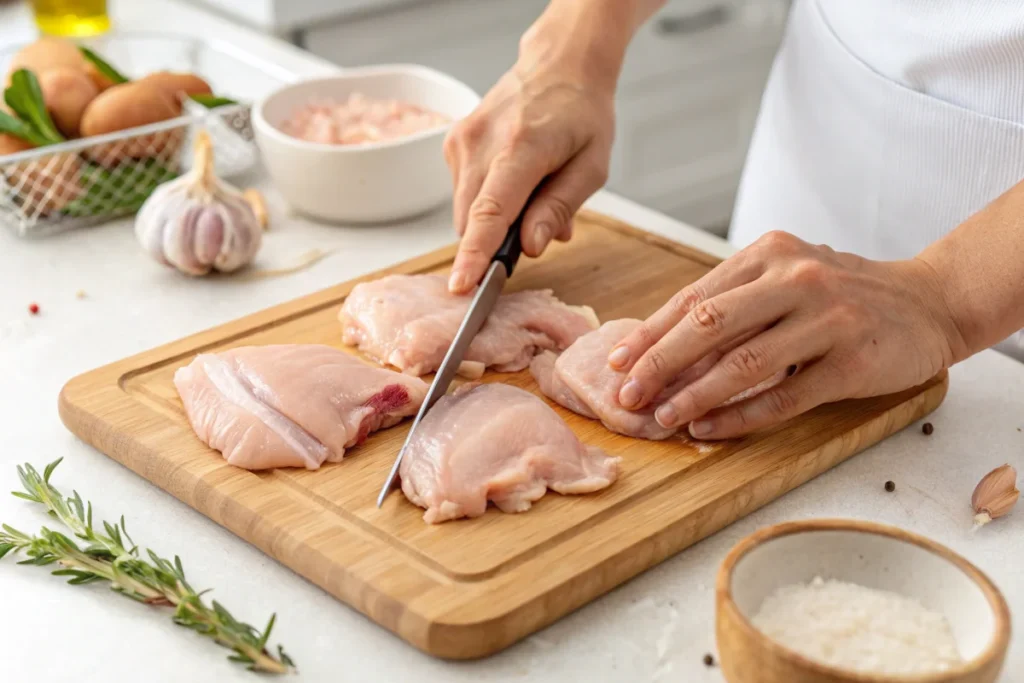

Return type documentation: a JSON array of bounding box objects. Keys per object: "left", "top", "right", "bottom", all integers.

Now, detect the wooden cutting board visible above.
[{"left": 59, "top": 211, "right": 947, "bottom": 660}]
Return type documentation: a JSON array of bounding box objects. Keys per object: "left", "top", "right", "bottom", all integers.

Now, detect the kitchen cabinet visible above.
[{"left": 303, "top": 0, "right": 790, "bottom": 234}]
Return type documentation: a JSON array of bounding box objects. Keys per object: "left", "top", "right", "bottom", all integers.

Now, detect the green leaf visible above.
[
  {"left": 47, "top": 531, "right": 80, "bottom": 552},
  {"left": 52, "top": 568, "right": 100, "bottom": 584},
  {"left": 11, "top": 491, "right": 39, "bottom": 502},
  {"left": 103, "top": 520, "right": 124, "bottom": 549},
  {"left": 227, "top": 654, "right": 254, "bottom": 664},
  {"left": 0, "top": 109, "right": 47, "bottom": 146},
  {"left": 43, "top": 458, "right": 63, "bottom": 483},
  {"left": 212, "top": 601, "right": 234, "bottom": 624},
  {"left": 71, "top": 490, "right": 86, "bottom": 524},
  {"left": 68, "top": 574, "right": 103, "bottom": 585},
  {"left": 2, "top": 523, "right": 28, "bottom": 537},
  {"left": 78, "top": 46, "right": 129, "bottom": 85},
  {"left": 189, "top": 93, "right": 238, "bottom": 109},
  {"left": 83, "top": 545, "right": 115, "bottom": 560},
  {"left": 257, "top": 613, "right": 276, "bottom": 650},
  {"left": 5, "top": 70, "right": 64, "bottom": 145},
  {"left": 278, "top": 647, "right": 294, "bottom": 668},
  {"left": 16, "top": 465, "right": 34, "bottom": 495},
  {"left": 62, "top": 160, "right": 179, "bottom": 217},
  {"left": 0, "top": 542, "right": 16, "bottom": 559},
  {"left": 120, "top": 515, "right": 135, "bottom": 547}
]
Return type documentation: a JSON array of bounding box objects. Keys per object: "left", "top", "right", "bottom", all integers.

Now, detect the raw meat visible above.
[
  {"left": 174, "top": 344, "right": 427, "bottom": 470},
  {"left": 531, "top": 319, "right": 792, "bottom": 440},
  {"left": 400, "top": 383, "right": 620, "bottom": 523},
  {"left": 279, "top": 92, "right": 449, "bottom": 145},
  {"left": 339, "top": 273, "right": 599, "bottom": 377}
]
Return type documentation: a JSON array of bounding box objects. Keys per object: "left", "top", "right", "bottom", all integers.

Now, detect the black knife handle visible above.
[{"left": 492, "top": 211, "right": 524, "bottom": 276}]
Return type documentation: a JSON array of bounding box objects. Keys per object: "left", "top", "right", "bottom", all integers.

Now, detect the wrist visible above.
[
  {"left": 518, "top": 0, "right": 642, "bottom": 93},
  {"left": 904, "top": 255, "right": 973, "bottom": 365}
]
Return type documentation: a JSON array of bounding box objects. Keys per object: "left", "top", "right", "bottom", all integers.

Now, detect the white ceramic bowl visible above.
[
  {"left": 716, "top": 519, "right": 1010, "bottom": 683},
  {"left": 252, "top": 65, "right": 480, "bottom": 223}
]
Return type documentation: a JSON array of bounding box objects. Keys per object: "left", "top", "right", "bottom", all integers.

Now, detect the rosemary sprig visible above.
[{"left": 0, "top": 459, "right": 295, "bottom": 674}]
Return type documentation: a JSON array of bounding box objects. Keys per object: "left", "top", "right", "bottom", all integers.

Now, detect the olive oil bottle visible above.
[{"left": 31, "top": 0, "right": 110, "bottom": 37}]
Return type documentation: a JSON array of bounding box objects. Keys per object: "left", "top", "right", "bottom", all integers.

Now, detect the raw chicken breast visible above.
[
  {"left": 531, "top": 319, "right": 792, "bottom": 440},
  {"left": 280, "top": 93, "right": 449, "bottom": 145},
  {"left": 174, "top": 344, "right": 427, "bottom": 470},
  {"left": 339, "top": 274, "right": 599, "bottom": 377},
  {"left": 400, "top": 383, "right": 620, "bottom": 523}
]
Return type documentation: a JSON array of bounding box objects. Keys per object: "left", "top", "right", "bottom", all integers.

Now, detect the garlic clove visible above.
[{"left": 972, "top": 464, "right": 1019, "bottom": 527}]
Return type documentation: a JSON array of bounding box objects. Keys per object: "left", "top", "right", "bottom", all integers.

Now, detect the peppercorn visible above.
[
  {"left": 885, "top": 480, "right": 896, "bottom": 492},
  {"left": 703, "top": 653, "right": 715, "bottom": 667},
  {"left": 28, "top": 302, "right": 39, "bottom": 315},
  {"left": 922, "top": 422, "right": 934, "bottom": 435}
]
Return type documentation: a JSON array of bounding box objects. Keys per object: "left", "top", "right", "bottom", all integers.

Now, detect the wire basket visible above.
[{"left": 0, "top": 32, "right": 290, "bottom": 238}]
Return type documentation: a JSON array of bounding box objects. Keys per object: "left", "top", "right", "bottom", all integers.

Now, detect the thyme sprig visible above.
[{"left": 0, "top": 458, "right": 294, "bottom": 674}]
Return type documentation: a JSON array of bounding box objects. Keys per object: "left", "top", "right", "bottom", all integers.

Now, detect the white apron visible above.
[{"left": 730, "top": 0, "right": 1024, "bottom": 361}]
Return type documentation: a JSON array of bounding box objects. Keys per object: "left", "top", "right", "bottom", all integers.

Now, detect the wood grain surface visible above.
[{"left": 58, "top": 211, "right": 949, "bottom": 659}]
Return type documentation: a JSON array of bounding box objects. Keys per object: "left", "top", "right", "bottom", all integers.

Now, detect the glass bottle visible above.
[{"left": 31, "top": 0, "right": 110, "bottom": 38}]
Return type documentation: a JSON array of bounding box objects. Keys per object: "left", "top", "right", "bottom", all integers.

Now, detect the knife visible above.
[{"left": 376, "top": 213, "right": 524, "bottom": 507}]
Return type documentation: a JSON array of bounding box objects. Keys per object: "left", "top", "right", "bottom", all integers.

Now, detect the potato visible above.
[
  {"left": 80, "top": 81, "right": 185, "bottom": 165},
  {"left": 0, "top": 132, "right": 33, "bottom": 157},
  {"left": 138, "top": 71, "right": 213, "bottom": 101},
  {"left": 6, "top": 37, "right": 87, "bottom": 86},
  {"left": 0, "top": 134, "right": 83, "bottom": 214},
  {"left": 38, "top": 66, "right": 99, "bottom": 138}
]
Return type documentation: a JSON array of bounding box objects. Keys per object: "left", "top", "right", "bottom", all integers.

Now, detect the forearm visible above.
[
  {"left": 519, "top": 0, "right": 666, "bottom": 91},
  {"left": 916, "top": 176, "right": 1024, "bottom": 360}
]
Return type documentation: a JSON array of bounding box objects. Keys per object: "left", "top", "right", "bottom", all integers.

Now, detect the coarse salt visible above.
[{"left": 751, "top": 576, "right": 963, "bottom": 675}]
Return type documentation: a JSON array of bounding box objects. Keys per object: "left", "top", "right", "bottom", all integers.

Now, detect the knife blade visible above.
[{"left": 376, "top": 214, "right": 524, "bottom": 507}]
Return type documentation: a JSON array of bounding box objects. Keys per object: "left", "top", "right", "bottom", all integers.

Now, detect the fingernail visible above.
[
  {"left": 448, "top": 270, "right": 467, "bottom": 293},
  {"left": 655, "top": 403, "right": 679, "bottom": 428},
  {"left": 690, "top": 420, "right": 713, "bottom": 438},
  {"left": 608, "top": 345, "right": 630, "bottom": 369},
  {"left": 619, "top": 380, "right": 643, "bottom": 408},
  {"left": 531, "top": 223, "right": 552, "bottom": 254}
]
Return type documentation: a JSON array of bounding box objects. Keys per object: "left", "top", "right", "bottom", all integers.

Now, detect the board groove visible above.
[{"left": 58, "top": 210, "right": 948, "bottom": 659}]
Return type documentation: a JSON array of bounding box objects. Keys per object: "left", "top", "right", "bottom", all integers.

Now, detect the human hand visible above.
[
  {"left": 443, "top": 10, "right": 618, "bottom": 293},
  {"left": 608, "top": 231, "right": 965, "bottom": 438}
]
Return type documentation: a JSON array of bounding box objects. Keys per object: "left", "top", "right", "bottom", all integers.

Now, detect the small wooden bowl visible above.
[{"left": 716, "top": 519, "right": 1011, "bottom": 683}]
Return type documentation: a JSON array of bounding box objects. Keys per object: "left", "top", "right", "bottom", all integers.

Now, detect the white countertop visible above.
[{"left": 1, "top": 2, "right": 1021, "bottom": 682}]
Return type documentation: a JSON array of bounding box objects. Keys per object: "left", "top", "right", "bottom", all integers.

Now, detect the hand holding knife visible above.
[{"left": 376, "top": 211, "right": 524, "bottom": 506}]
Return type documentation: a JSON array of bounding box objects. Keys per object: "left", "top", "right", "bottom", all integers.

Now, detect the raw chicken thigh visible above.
[
  {"left": 175, "top": 344, "right": 427, "bottom": 470},
  {"left": 339, "top": 274, "right": 598, "bottom": 377},
  {"left": 531, "top": 319, "right": 792, "bottom": 440},
  {"left": 400, "top": 383, "right": 620, "bottom": 523}
]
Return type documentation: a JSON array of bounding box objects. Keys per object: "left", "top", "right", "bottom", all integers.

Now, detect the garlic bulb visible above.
[
  {"left": 972, "top": 463, "right": 1019, "bottom": 527},
  {"left": 135, "top": 131, "right": 262, "bottom": 276}
]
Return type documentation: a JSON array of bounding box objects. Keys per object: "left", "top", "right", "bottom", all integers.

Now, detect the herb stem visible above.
[{"left": 1, "top": 459, "right": 294, "bottom": 674}]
